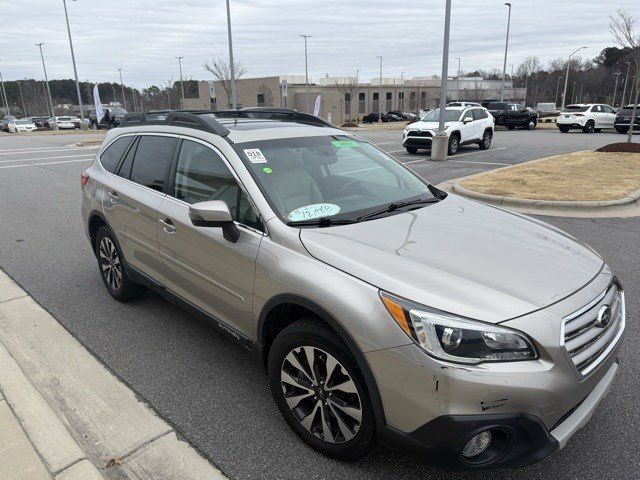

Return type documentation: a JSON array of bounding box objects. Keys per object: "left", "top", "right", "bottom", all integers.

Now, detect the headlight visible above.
[{"left": 380, "top": 292, "right": 537, "bottom": 364}]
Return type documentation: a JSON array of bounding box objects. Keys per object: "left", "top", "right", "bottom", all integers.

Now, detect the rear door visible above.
[
  {"left": 156, "top": 137, "right": 263, "bottom": 339},
  {"left": 106, "top": 134, "right": 178, "bottom": 282}
]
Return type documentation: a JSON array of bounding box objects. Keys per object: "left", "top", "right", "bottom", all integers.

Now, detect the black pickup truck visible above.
[{"left": 484, "top": 102, "right": 538, "bottom": 130}]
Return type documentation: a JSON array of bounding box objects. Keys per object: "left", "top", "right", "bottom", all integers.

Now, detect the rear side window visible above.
[
  {"left": 100, "top": 136, "right": 133, "bottom": 173},
  {"left": 130, "top": 135, "right": 177, "bottom": 191}
]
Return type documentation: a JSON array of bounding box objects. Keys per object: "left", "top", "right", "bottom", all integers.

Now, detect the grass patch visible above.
[{"left": 460, "top": 150, "right": 640, "bottom": 201}]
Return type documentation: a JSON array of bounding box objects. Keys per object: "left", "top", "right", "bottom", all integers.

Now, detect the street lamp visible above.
[
  {"left": 62, "top": 0, "right": 86, "bottom": 127},
  {"left": 118, "top": 67, "right": 126, "bottom": 110},
  {"left": 377, "top": 56, "right": 382, "bottom": 123},
  {"left": 499, "top": 3, "right": 512, "bottom": 102},
  {"left": 300, "top": 34, "right": 311, "bottom": 113},
  {"left": 176, "top": 56, "right": 185, "bottom": 107},
  {"left": 225, "top": 0, "right": 237, "bottom": 109},
  {"left": 432, "top": 0, "right": 452, "bottom": 161},
  {"left": 0, "top": 59, "right": 9, "bottom": 115},
  {"left": 561, "top": 46, "right": 586, "bottom": 109},
  {"left": 621, "top": 61, "right": 631, "bottom": 107},
  {"left": 612, "top": 71, "right": 622, "bottom": 108},
  {"left": 36, "top": 44, "right": 55, "bottom": 119}
]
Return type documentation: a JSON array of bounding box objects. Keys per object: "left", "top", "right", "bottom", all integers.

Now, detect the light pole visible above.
[
  {"left": 561, "top": 46, "right": 586, "bottom": 109},
  {"left": 176, "top": 56, "right": 185, "bottom": 108},
  {"left": 571, "top": 81, "right": 577, "bottom": 103},
  {"left": 300, "top": 34, "right": 311, "bottom": 113},
  {"left": 621, "top": 61, "right": 631, "bottom": 107},
  {"left": 555, "top": 76, "right": 562, "bottom": 107},
  {"left": 118, "top": 67, "right": 126, "bottom": 110},
  {"left": 36, "top": 43, "right": 55, "bottom": 119},
  {"left": 0, "top": 60, "right": 9, "bottom": 115},
  {"left": 579, "top": 84, "right": 584, "bottom": 103},
  {"left": 432, "top": 0, "right": 452, "bottom": 161},
  {"left": 612, "top": 71, "right": 622, "bottom": 108},
  {"left": 377, "top": 56, "right": 382, "bottom": 123},
  {"left": 225, "top": 0, "right": 237, "bottom": 109},
  {"left": 17, "top": 80, "right": 27, "bottom": 116},
  {"left": 499, "top": 3, "right": 512, "bottom": 102},
  {"left": 454, "top": 57, "right": 461, "bottom": 77},
  {"left": 62, "top": 0, "right": 86, "bottom": 126}
]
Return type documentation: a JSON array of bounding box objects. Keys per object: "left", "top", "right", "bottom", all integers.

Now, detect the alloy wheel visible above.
[
  {"left": 483, "top": 132, "right": 492, "bottom": 148},
  {"left": 98, "top": 237, "right": 122, "bottom": 292},
  {"left": 280, "top": 346, "right": 362, "bottom": 443}
]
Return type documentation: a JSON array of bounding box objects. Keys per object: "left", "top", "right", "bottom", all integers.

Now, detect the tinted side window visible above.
[
  {"left": 130, "top": 135, "right": 176, "bottom": 191},
  {"left": 472, "top": 109, "right": 487, "bottom": 120},
  {"left": 173, "top": 140, "right": 261, "bottom": 230},
  {"left": 100, "top": 136, "right": 133, "bottom": 173}
]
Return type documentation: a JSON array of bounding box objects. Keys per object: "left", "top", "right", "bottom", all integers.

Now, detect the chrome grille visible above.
[
  {"left": 407, "top": 131, "right": 432, "bottom": 137},
  {"left": 562, "top": 283, "right": 625, "bottom": 376}
]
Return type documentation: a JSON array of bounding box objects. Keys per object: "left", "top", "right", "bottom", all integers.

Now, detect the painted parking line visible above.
[
  {"left": 0, "top": 158, "right": 94, "bottom": 169},
  {"left": 0, "top": 153, "right": 97, "bottom": 164},
  {"left": 373, "top": 141, "right": 397, "bottom": 146}
]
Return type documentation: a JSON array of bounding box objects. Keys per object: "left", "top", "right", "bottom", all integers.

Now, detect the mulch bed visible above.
[{"left": 596, "top": 142, "right": 640, "bottom": 153}]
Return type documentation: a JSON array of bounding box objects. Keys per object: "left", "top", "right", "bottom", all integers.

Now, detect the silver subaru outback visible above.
[{"left": 81, "top": 109, "right": 625, "bottom": 469}]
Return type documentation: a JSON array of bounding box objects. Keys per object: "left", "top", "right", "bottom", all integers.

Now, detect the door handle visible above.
[
  {"left": 107, "top": 190, "right": 119, "bottom": 203},
  {"left": 160, "top": 218, "right": 177, "bottom": 234}
]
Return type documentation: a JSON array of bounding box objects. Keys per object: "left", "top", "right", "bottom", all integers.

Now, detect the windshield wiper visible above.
[
  {"left": 356, "top": 197, "right": 440, "bottom": 222},
  {"left": 287, "top": 217, "right": 358, "bottom": 227}
]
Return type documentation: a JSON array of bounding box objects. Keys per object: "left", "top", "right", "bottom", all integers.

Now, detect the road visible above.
[{"left": 0, "top": 128, "right": 638, "bottom": 480}]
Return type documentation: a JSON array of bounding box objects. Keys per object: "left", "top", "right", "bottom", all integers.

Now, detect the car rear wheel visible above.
[
  {"left": 582, "top": 120, "right": 595, "bottom": 133},
  {"left": 507, "top": 125, "right": 515, "bottom": 131},
  {"left": 95, "top": 227, "right": 147, "bottom": 301},
  {"left": 558, "top": 126, "right": 570, "bottom": 133},
  {"left": 268, "top": 318, "right": 376, "bottom": 461},
  {"left": 448, "top": 134, "right": 460, "bottom": 155},
  {"left": 405, "top": 146, "right": 418, "bottom": 154}
]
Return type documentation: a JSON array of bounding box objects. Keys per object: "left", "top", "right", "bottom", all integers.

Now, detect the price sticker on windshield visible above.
[{"left": 244, "top": 148, "right": 268, "bottom": 164}]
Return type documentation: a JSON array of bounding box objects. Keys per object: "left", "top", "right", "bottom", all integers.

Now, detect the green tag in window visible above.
[
  {"left": 331, "top": 140, "right": 359, "bottom": 149},
  {"left": 262, "top": 167, "right": 273, "bottom": 174}
]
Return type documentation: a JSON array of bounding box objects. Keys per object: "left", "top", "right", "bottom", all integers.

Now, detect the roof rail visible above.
[
  {"left": 119, "top": 111, "right": 230, "bottom": 136},
  {"left": 213, "top": 108, "right": 332, "bottom": 128}
]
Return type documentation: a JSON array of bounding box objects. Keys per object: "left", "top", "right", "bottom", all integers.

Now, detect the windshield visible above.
[
  {"left": 234, "top": 135, "right": 434, "bottom": 224},
  {"left": 562, "top": 106, "right": 589, "bottom": 113},
  {"left": 420, "top": 108, "right": 463, "bottom": 122}
]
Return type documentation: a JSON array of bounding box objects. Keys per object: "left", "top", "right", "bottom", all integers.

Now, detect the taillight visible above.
[{"left": 81, "top": 171, "right": 89, "bottom": 189}]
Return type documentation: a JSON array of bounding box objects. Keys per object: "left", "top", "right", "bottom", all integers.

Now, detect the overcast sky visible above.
[{"left": 2, "top": 0, "right": 639, "bottom": 89}]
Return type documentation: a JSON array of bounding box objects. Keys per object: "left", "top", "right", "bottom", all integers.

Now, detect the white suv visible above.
[
  {"left": 556, "top": 104, "right": 616, "bottom": 133},
  {"left": 402, "top": 106, "right": 494, "bottom": 155}
]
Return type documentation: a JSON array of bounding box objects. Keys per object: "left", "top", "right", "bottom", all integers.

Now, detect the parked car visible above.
[
  {"left": 82, "top": 109, "right": 625, "bottom": 469},
  {"left": 0, "top": 115, "right": 16, "bottom": 132},
  {"left": 447, "top": 101, "right": 481, "bottom": 107},
  {"left": 556, "top": 104, "right": 616, "bottom": 133},
  {"left": 69, "top": 116, "right": 82, "bottom": 129},
  {"left": 362, "top": 112, "right": 401, "bottom": 123},
  {"left": 613, "top": 104, "right": 640, "bottom": 134},
  {"left": 8, "top": 118, "right": 37, "bottom": 133},
  {"left": 30, "top": 116, "right": 51, "bottom": 130},
  {"left": 486, "top": 102, "right": 538, "bottom": 130},
  {"left": 387, "top": 110, "right": 419, "bottom": 121},
  {"left": 89, "top": 107, "right": 128, "bottom": 129},
  {"left": 402, "top": 105, "right": 494, "bottom": 155},
  {"left": 50, "top": 116, "right": 78, "bottom": 130}
]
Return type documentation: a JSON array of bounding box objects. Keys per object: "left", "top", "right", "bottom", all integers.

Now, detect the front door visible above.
[{"left": 157, "top": 138, "right": 263, "bottom": 339}]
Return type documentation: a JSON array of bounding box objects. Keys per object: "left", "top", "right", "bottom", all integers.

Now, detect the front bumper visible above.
[{"left": 403, "top": 131, "right": 435, "bottom": 148}]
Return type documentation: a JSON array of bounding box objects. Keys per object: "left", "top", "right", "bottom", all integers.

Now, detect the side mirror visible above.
[
  {"left": 188, "top": 200, "right": 240, "bottom": 243},
  {"left": 463, "top": 116, "right": 473, "bottom": 124}
]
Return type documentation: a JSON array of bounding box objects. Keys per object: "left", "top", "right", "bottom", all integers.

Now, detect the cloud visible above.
[{"left": 1, "top": 0, "right": 638, "bottom": 88}]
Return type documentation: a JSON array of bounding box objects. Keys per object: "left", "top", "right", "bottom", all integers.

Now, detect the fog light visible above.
[{"left": 462, "top": 431, "right": 492, "bottom": 458}]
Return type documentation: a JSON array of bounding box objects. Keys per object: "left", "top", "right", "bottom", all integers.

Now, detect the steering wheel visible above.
[{"left": 335, "top": 179, "right": 364, "bottom": 197}]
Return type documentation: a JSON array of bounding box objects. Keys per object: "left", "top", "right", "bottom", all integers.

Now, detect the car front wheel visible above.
[
  {"left": 405, "top": 146, "right": 418, "bottom": 154},
  {"left": 527, "top": 119, "right": 537, "bottom": 130},
  {"left": 268, "top": 318, "right": 376, "bottom": 461},
  {"left": 479, "top": 130, "right": 492, "bottom": 150},
  {"left": 447, "top": 134, "right": 460, "bottom": 155}
]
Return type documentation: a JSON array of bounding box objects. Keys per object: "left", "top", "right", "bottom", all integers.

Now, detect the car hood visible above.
[{"left": 299, "top": 195, "right": 603, "bottom": 323}]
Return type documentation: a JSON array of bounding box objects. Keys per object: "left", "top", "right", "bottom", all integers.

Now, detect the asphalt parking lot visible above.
[{"left": 0, "top": 128, "right": 638, "bottom": 480}]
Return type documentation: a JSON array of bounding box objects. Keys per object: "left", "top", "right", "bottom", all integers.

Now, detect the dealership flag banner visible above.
[
  {"left": 93, "top": 84, "right": 104, "bottom": 123},
  {"left": 313, "top": 95, "right": 322, "bottom": 117}
]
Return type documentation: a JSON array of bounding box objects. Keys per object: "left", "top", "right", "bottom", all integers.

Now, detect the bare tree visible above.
[
  {"left": 333, "top": 78, "right": 359, "bottom": 123},
  {"left": 256, "top": 82, "right": 274, "bottom": 107},
  {"left": 203, "top": 53, "right": 247, "bottom": 108},
  {"left": 610, "top": 8, "right": 640, "bottom": 142}
]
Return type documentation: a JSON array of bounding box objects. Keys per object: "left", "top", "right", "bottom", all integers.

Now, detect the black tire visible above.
[
  {"left": 594, "top": 128, "right": 602, "bottom": 133},
  {"left": 405, "top": 146, "right": 418, "bottom": 154},
  {"left": 616, "top": 127, "right": 629, "bottom": 134},
  {"left": 558, "top": 126, "right": 570, "bottom": 133},
  {"left": 507, "top": 125, "right": 516, "bottom": 131},
  {"left": 478, "top": 129, "right": 492, "bottom": 150},
  {"left": 268, "top": 318, "right": 376, "bottom": 461},
  {"left": 95, "top": 226, "right": 147, "bottom": 301},
  {"left": 582, "top": 120, "right": 595, "bottom": 133},
  {"left": 447, "top": 133, "right": 460, "bottom": 155},
  {"left": 526, "top": 118, "right": 537, "bottom": 130}
]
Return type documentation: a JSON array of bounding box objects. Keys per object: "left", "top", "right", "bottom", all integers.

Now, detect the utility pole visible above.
[
  {"left": 63, "top": 0, "right": 86, "bottom": 127},
  {"left": 432, "top": 0, "right": 452, "bottom": 161},
  {"left": 0, "top": 60, "right": 9, "bottom": 116},
  {"left": 176, "top": 56, "right": 185, "bottom": 108},
  {"left": 377, "top": 56, "right": 382, "bottom": 123},
  {"left": 300, "top": 34, "right": 311, "bottom": 113},
  {"left": 579, "top": 84, "right": 584, "bottom": 103},
  {"left": 225, "top": 0, "right": 237, "bottom": 109},
  {"left": 454, "top": 57, "right": 461, "bottom": 77},
  {"left": 555, "top": 76, "right": 562, "bottom": 107},
  {"left": 36, "top": 43, "right": 55, "bottom": 120},
  {"left": 612, "top": 71, "right": 622, "bottom": 108},
  {"left": 118, "top": 67, "right": 126, "bottom": 110},
  {"left": 17, "top": 80, "right": 27, "bottom": 116},
  {"left": 621, "top": 61, "right": 631, "bottom": 107},
  {"left": 561, "top": 46, "right": 586, "bottom": 109},
  {"left": 571, "top": 81, "right": 577, "bottom": 103},
  {"left": 499, "top": 3, "right": 512, "bottom": 102}
]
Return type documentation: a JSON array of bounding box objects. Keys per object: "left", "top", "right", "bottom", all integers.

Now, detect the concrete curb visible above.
[{"left": 0, "top": 269, "right": 228, "bottom": 480}]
